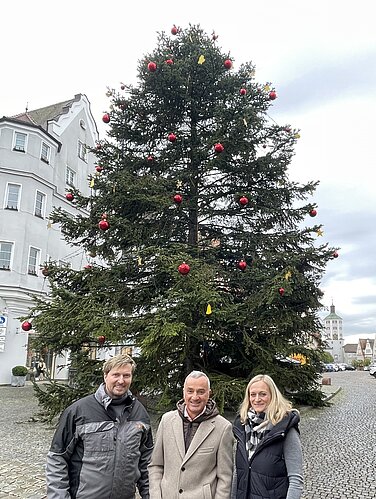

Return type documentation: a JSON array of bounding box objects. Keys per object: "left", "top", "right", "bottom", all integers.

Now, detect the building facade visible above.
[{"left": 0, "top": 94, "right": 99, "bottom": 384}]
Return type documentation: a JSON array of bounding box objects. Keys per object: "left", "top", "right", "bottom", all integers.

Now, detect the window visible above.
[
  {"left": 66, "top": 167, "right": 76, "bottom": 186},
  {"left": 5, "top": 183, "right": 21, "bottom": 210},
  {"left": 28, "top": 247, "right": 40, "bottom": 275},
  {"left": 13, "top": 132, "right": 27, "bottom": 152},
  {"left": 0, "top": 242, "right": 13, "bottom": 270},
  {"left": 41, "top": 142, "right": 50, "bottom": 163},
  {"left": 34, "top": 191, "right": 46, "bottom": 218},
  {"left": 78, "top": 140, "right": 87, "bottom": 162}
]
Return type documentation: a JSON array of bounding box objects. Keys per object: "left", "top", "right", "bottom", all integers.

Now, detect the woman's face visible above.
[{"left": 248, "top": 380, "right": 271, "bottom": 414}]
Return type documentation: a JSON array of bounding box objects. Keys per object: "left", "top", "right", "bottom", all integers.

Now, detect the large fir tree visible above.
[{"left": 31, "top": 25, "right": 336, "bottom": 419}]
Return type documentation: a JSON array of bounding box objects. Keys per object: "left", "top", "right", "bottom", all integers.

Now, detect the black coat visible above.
[{"left": 232, "top": 411, "right": 300, "bottom": 499}]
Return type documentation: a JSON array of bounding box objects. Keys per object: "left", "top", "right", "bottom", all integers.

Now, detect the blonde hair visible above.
[
  {"left": 239, "top": 374, "right": 294, "bottom": 425},
  {"left": 103, "top": 354, "right": 136, "bottom": 375}
]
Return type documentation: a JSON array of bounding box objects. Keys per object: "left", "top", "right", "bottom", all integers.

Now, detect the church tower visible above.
[{"left": 323, "top": 302, "right": 344, "bottom": 362}]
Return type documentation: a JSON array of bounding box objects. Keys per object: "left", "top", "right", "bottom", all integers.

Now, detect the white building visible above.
[
  {"left": 322, "top": 302, "right": 344, "bottom": 363},
  {"left": 0, "top": 94, "right": 99, "bottom": 384}
]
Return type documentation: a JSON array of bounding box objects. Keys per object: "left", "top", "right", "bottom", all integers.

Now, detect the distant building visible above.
[
  {"left": 0, "top": 94, "right": 99, "bottom": 384},
  {"left": 322, "top": 302, "right": 344, "bottom": 362},
  {"left": 356, "top": 338, "right": 375, "bottom": 362},
  {"left": 343, "top": 343, "right": 357, "bottom": 364}
]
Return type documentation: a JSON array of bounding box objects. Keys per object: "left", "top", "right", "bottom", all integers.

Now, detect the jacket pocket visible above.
[{"left": 79, "top": 421, "right": 116, "bottom": 452}]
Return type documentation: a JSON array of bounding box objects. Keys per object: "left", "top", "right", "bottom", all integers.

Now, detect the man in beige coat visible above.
[{"left": 148, "top": 371, "right": 233, "bottom": 499}]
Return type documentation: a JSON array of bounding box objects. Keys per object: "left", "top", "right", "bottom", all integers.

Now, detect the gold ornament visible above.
[
  {"left": 206, "top": 304, "right": 212, "bottom": 315},
  {"left": 198, "top": 55, "right": 206, "bottom": 65}
]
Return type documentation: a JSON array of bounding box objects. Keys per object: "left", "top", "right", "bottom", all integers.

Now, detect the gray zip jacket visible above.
[{"left": 46, "top": 384, "right": 153, "bottom": 499}]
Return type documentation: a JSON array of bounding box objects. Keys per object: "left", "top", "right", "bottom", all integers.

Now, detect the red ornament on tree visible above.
[
  {"left": 98, "top": 335, "right": 106, "bottom": 345},
  {"left": 278, "top": 287, "right": 285, "bottom": 296},
  {"left": 165, "top": 58, "right": 174, "bottom": 65},
  {"left": 41, "top": 267, "right": 49, "bottom": 277},
  {"left": 168, "top": 133, "right": 177, "bottom": 142},
  {"left": 171, "top": 25, "right": 178, "bottom": 35},
  {"left": 240, "top": 88, "right": 247, "bottom": 95},
  {"left": 147, "top": 155, "right": 154, "bottom": 162},
  {"left": 333, "top": 251, "right": 339, "bottom": 258},
  {"left": 238, "top": 260, "right": 247, "bottom": 271},
  {"left": 173, "top": 194, "right": 183, "bottom": 205},
  {"left": 309, "top": 209, "right": 317, "bottom": 217},
  {"left": 84, "top": 264, "right": 92, "bottom": 270},
  {"left": 98, "top": 219, "right": 110, "bottom": 231},
  {"left": 178, "top": 262, "right": 190, "bottom": 275},
  {"left": 96, "top": 142, "right": 102, "bottom": 150},
  {"left": 101, "top": 213, "right": 108, "bottom": 220},
  {"left": 239, "top": 196, "right": 249, "bottom": 206},
  {"left": 269, "top": 91, "right": 277, "bottom": 100},
  {"left": 95, "top": 165, "right": 103, "bottom": 173},
  {"left": 148, "top": 61, "right": 157, "bottom": 72},
  {"left": 102, "top": 113, "right": 111, "bottom": 123},
  {"left": 214, "top": 143, "right": 224, "bottom": 153},
  {"left": 224, "top": 59, "right": 232, "bottom": 69},
  {"left": 21, "top": 321, "right": 32, "bottom": 332},
  {"left": 65, "top": 193, "right": 74, "bottom": 202}
]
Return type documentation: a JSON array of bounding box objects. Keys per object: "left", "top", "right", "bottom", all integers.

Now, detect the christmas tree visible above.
[{"left": 31, "top": 25, "right": 336, "bottom": 419}]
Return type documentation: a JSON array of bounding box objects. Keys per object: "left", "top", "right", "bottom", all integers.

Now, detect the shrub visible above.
[{"left": 12, "top": 365, "right": 29, "bottom": 376}]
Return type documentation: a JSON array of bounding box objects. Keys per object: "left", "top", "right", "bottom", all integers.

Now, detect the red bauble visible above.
[
  {"left": 173, "top": 194, "right": 183, "bottom": 204},
  {"left": 98, "top": 219, "right": 109, "bottom": 231},
  {"left": 214, "top": 143, "right": 224, "bottom": 153},
  {"left": 278, "top": 287, "right": 285, "bottom": 296},
  {"left": 333, "top": 251, "right": 339, "bottom": 258},
  {"left": 224, "top": 59, "right": 232, "bottom": 69},
  {"left": 21, "top": 321, "right": 32, "bottom": 332},
  {"left": 65, "top": 193, "right": 74, "bottom": 202},
  {"left": 239, "top": 196, "right": 249, "bottom": 206},
  {"left": 309, "top": 209, "right": 317, "bottom": 217},
  {"left": 95, "top": 165, "right": 103, "bottom": 173},
  {"left": 269, "top": 91, "right": 277, "bottom": 100},
  {"left": 238, "top": 260, "right": 247, "bottom": 271},
  {"left": 240, "top": 88, "right": 247, "bottom": 95},
  {"left": 102, "top": 113, "right": 111, "bottom": 123},
  {"left": 178, "top": 262, "right": 190, "bottom": 275},
  {"left": 171, "top": 25, "right": 178, "bottom": 35},
  {"left": 98, "top": 335, "right": 106, "bottom": 345},
  {"left": 148, "top": 61, "right": 157, "bottom": 72},
  {"left": 96, "top": 142, "right": 102, "bottom": 150},
  {"left": 168, "top": 133, "right": 177, "bottom": 142},
  {"left": 147, "top": 155, "right": 154, "bottom": 162},
  {"left": 165, "top": 58, "right": 174, "bottom": 65},
  {"left": 41, "top": 267, "right": 49, "bottom": 277},
  {"left": 84, "top": 264, "right": 92, "bottom": 270}
]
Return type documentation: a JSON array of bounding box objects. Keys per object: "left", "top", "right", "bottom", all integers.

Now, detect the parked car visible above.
[
  {"left": 338, "top": 363, "right": 355, "bottom": 371},
  {"left": 369, "top": 364, "right": 376, "bottom": 377}
]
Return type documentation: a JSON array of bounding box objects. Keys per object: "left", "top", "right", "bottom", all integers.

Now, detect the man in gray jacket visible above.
[
  {"left": 148, "top": 371, "right": 233, "bottom": 498},
  {"left": 46, "top": 353, "right": 153, "bottom": 499}
]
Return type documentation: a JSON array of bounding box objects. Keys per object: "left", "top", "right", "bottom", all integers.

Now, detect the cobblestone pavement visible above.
[{"left": 0, "top": 371, "right": 375, "bottom": 498}]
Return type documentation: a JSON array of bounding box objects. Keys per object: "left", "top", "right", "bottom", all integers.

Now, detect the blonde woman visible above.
[{"left": 232, "top": 374, "right": 303, "bottom": 499}]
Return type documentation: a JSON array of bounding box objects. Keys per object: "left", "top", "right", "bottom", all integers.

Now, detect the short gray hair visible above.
[{"left": 184, "top": 370, "right": 210, "bottom": 390}]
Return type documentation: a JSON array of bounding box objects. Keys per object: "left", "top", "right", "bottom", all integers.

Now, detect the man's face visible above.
[
  {"left": 104, "top": 363, "right": 133, "bottom": 399},
  {"left": 183, "top": 376, "right": 210, "bottom": 419}
]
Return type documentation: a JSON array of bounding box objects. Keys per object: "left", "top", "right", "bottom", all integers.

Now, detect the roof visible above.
[
  {"left": 358, "top": 338, "right": 375, "bottom": 350},
  {"left": 10, "top": 94, "right": 81, "bottom": 130},
  {"left": 324, "top": 303, "right": 342, "bottom": 321},
  {"left": 343, "top": 344, "right": 357, "bottom": 353}
]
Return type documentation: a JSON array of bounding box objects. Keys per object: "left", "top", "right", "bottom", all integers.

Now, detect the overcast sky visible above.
[{"left": 2, "top": 0, "right": 376, "bottom": 344}]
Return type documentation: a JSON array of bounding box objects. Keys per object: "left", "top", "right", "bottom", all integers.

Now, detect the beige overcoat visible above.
[{"left": 148, "top": 409, "right": 233, "bottom": 499}]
